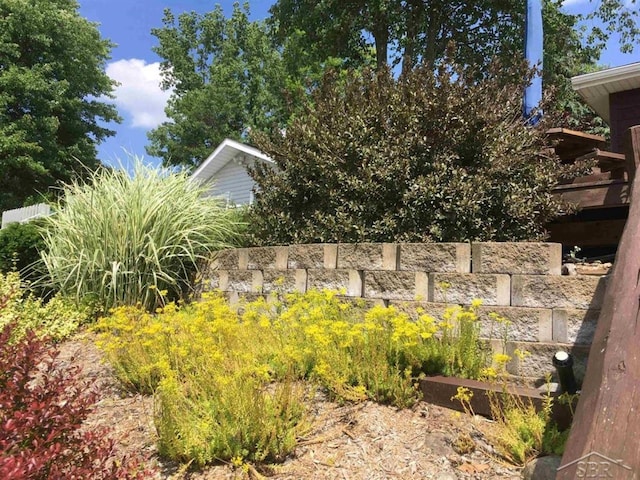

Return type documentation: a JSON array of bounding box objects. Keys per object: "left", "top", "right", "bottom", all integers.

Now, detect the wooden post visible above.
[
  {"left": 625, "top": 126, "right": 640, "bottom": 189},
  {"left": 558, "top": 125, "right": 640, "bottom": 479}
]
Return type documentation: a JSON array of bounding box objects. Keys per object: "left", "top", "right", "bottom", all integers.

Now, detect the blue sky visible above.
[{"left": 78, "top": 0, "right": 638, "bottom": 170}]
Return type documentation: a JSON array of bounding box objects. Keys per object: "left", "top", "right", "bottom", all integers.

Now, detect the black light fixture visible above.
[{"left": 552, "top": 351, "right": 579, "bottom": 395}]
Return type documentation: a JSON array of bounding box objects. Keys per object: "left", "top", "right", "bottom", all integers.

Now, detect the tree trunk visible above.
[
  {"left": 373, "top": 20, "right": 389, "bottom": 70},
  {"left": 557, "top": 125, "right": 640, "bottom": 479},
  {"left": 400, "top": 0, "right": 423, "bottom": 77},
  {"left": 423, "top": 2, "right": 441, "bottom": 69}
]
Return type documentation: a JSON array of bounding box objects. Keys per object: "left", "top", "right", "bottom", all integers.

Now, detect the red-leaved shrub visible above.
[{"left": 0, "top": 320, "right": 152, "bottom": 479}]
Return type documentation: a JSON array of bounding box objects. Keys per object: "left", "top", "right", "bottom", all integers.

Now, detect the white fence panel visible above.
[{"left": 1, "top": 204, "right": 51, "bottom": 229}]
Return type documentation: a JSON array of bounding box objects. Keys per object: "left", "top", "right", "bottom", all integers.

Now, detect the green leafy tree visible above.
[
  {"left": 0, "top": 0, "right": 120, "bottom": 212},
  {"left": 150, "top": 0, "right": 636, "bottom": 170},
  {"left": 147, "top": 3, "right": 290, "bottom": 169},
  {"left": 248, "top": 60, "right": 589, "bottom": 245},
  {"left": 542, "top": 0, "right": 608, "bottom": 135},
  {"left": 270, "top": 0, "right": 636, "bottom": 133},
  {"left": 583, "top": 0, "right": 639, "bottom": 55},
  {"left": 270, "top": 0, "right": 638, "bottom": 72},
  {"left": 269, "top": 0, "right": 524, "bottom": 73}
]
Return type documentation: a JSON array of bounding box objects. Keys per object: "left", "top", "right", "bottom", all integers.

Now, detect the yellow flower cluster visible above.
[
  {"left": 95, "top": 292, "right": 305, "bottom": 465},
  {"left": 94, "top": 288, "right": 516, "bottom": 466}
]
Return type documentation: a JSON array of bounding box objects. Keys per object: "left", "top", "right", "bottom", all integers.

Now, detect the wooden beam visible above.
[
  {"left": 553, "top": 179, "right": 629, "bottom": 209},
  {"left": 547, "top": 128, "right": 607, "bottom": 161},
  {"left": 546, "top": 128, "right": 606, "bottom": 144},
  {"left": 546, "top": 219, "right": 626, "bottom": 247},
  {"left": 558, "top": 126, "right": 640, "bottom": 479},
  {"left": 575, "top": 148, "right": 626, "bottom": 162},
  {"left": 575, "top": 149, "right": 626, "bottom": 172},
  {"left": 420, "top": 376, "right": 574, "bottom": 430}
]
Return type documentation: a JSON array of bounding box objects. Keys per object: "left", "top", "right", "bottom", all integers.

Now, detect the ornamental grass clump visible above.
[{"left": 40, "top": 159, "right": 242, "bottom": 312}]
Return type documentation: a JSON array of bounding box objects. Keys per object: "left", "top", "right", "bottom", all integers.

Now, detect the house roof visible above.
[
  {"left": 572, "top": 62, "right": 640, "bottom": 123},
  {"left": 190, "top": 138, "right": 273, "bottom": 183}
]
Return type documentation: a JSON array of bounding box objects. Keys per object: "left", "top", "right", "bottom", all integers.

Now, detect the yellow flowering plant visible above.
[
  {"left": 95, "top": 288, "right": 510, "bottom": 466},
  {"left": 430, "top": 302, "right": 491, "bottom": 379},
  {"left": 95, "top": 292, "right": 307, "bottom": 465}
]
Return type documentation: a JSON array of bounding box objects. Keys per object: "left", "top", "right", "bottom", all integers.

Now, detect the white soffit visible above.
[
  {"left": 190, "top": 138, "right": 273, "bottom": 183},
  {"left": 571, "top": 62, "right": 640, "bottom": 123}
]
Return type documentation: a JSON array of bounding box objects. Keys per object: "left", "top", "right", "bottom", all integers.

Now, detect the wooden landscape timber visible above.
[
  {"left": 420, "top": 375, "right": 575, "bottom": 430},
  {"left": 557, "top": 126, "right": 640, "bottom": 480}
]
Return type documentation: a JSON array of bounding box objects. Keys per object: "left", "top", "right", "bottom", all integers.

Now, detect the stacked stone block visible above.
[{"left": 208, "top": 242, "right": 607, "bottom": 383}]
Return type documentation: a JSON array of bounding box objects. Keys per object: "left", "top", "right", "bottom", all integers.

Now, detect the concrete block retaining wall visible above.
[{"left": 206, "top": 242, "right": 607, "bottom": 385}]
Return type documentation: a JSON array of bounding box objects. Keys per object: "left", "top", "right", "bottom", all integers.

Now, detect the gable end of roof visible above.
[{"left": 190, "top": 138, "right": 273, "bottom": 183}]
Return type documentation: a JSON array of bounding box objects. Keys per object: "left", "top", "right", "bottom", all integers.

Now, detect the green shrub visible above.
[
  {"left": 0, "top": 221, "right": 46, "bottom": 275},
  {"left": 0, "top": 271, "right": 89, "bottom": 342},
  {"left": 39, "top": 159, "right": 244, "bottom": 311},
  {"left": 249, "top": 58, "right": 589, "bottom": 245}
]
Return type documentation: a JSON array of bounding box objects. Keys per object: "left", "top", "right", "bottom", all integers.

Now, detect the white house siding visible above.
[{"left": 207, "top": 159, "right": 256, "bottom": 206}]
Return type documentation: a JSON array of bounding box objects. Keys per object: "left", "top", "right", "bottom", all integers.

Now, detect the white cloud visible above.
[
  {"left": 560, "top": 0, "right": 588, "bottom": 7},
  {"left": 562, "top": 0, "right": 590, "bottom": 8},
  {"left": 106, "top": 59, "right": 172, "bottom": 129}
]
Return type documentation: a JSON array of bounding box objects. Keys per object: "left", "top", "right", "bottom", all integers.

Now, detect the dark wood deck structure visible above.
[
  {"left": 551, "top": 63, "right": 640, "bottom": 251},
  {"left": 547, "top": 128, "right": 630, "bottom": 249}
]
